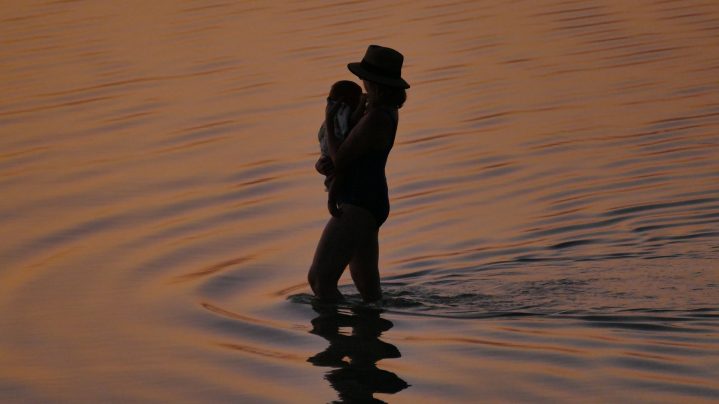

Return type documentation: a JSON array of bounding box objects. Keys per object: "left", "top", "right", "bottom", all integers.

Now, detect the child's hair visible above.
[{"left": 329, "top": 80, "right": 363, "bottom": 110}]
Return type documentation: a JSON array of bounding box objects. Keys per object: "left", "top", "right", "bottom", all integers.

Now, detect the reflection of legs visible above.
[
  {"left": 308, "top": 216, "right": 356, "bottom": 301},
  {"left": 307, "top": 302, "right": 409, "bottom": 402},
  {"left": 349, "top": 209, "right": 381, "bottom": 303}
]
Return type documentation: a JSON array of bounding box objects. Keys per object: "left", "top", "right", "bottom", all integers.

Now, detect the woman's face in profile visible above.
[
  {"left": 362, "top": 79, "right": 372, "bottom": 93},
  {"left": 363, "top": 80, "right": 380, "bottom": 105}
]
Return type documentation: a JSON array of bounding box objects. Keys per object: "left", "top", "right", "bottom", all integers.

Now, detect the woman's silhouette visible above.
[{"left": 308, "top": 45, "right": 410, "bottom": 302}]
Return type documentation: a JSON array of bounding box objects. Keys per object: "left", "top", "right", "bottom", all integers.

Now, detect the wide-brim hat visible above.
[{"left": 348, "top": 45, "right": 410, "bottom": 89}]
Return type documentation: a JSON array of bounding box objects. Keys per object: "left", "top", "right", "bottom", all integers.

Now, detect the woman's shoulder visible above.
[{"left": 359, "top": 107, "right": 396, "bottom": 151}]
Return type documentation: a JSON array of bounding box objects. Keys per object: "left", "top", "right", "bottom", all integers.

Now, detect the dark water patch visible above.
[
  {"left": 610, "top": 376, "right": 719, "bottom": 401},
  {"left": 0, "top": 146, "right": 51, "bottom": 171},
  {"left": 517, "top": 217, "right": 625, "bottom": 239},
  {"left": 0, "top": 175, "right": 204, "bottom": 225},
  {"left": 171, "top": 256, "right": 254, "bottom": 285},
  {"left": 407, "top": 246, "right": 542, "bottom": 271},
  {"left": 621, "top": 308, "right": 703, "bottom": 314},
  {"left": 224, "top": 159, "right": 303, "bottom": 184},
  {"left": 632, "top": 203, "right": 719, "bottom": 224},
  {"left": 608, "top": 355, "right": 705, "bottom": 377},
  {"left": 575, "top": 313, "right": 712, "bottom": 328},
  {"left": 138, "top": 179, "right": 286, "bottom": 220},
  {"left": 550, "top": 239, "right": 599, "bottom": 250},
  {"left": 642, "top": 254, "right": 683, "bottom": 260},
  {"left": 633, "top": 217, "right": 719, "bottom": 233},
  {"left": 382, "top": 269, "right": 439, "bottom": 281},
  {"left": 187, "top": 301, "right": 314, "bottom": 350},
  {"left": 647, "top": 231, "right": 719, "bottom": 243},
  {"left": 531, "top": 176, "right": 669, "bottom": 209},
  {"left": 130, "top": 218, "right": 313, "bottom": 281},
  {"left": 127, "top": 200, "right": 284, "bottom": 251},
  {"left": 155, "top": 121, "right": 253, "bottom": 147},
  {"left": 0, "top": 93, "right": 119, "bottom": 119},
  {"left": 289, "top": 292, "right": 538, "bottom": 320},
  {"left": 88, "top": 114, "right": 159, "bottom": 135},
  {"left": 5, "top": 210, "right": 136, "bottom": 266},
  {"left": 197, "top": 266, "right": 307, "bottom": 301},
  {"left": 529, "top": 175, "right": 607, "bottom": 203}
]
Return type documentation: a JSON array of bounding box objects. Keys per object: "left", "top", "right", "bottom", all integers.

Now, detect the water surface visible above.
[{"left": 1, "top": 1, "right": 718, "bottom": 402}]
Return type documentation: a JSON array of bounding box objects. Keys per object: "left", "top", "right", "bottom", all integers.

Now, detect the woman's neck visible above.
[{"left": 368, "top": 100, "right": 396, "bottom": 110}]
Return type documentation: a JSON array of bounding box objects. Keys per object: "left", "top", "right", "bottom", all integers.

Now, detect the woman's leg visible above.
[
  {"left": 308, "top": 215, "right": 356, "bottom": 301},
  {"left": 348, "top": 209, "right": 382, "bottom": 303}
]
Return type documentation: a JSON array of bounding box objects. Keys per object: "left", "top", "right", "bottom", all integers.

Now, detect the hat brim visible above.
[{"left": 347, "top": 62, "right": 410, "bottom": 89}]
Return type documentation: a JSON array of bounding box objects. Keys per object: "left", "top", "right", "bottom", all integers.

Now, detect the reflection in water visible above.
[{"left": 308, "top": 301, "right": 409, "bottom": 403}]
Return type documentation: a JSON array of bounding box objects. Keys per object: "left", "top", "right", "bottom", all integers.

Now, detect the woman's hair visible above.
[{"left": 368, "top": 81, "right": 407, "bottom": 109}]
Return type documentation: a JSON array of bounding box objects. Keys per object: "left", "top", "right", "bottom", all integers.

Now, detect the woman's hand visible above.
[
  {"left": 350, "top": 93, "right": 367, "bottom": 126},
  {"left": 315, "top": 155, "right": 334, "bottom": 176},
  {"left": 328, "top": 198, "right": 342, "bottom": 218},
  {"left": 327, "top": 179, "right": 342, "bottom": 218}
]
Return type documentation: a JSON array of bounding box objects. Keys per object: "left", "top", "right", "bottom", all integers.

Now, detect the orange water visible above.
[{"left": 1, "top": 1, "right": 718, "bottom": 402}]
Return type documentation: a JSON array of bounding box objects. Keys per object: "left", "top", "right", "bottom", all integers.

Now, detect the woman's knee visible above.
[
  {"left": 352, "top": 270, "right": 381, "bottom": 301},
  {"left": 308, "top": 265, "right": 339, "bottom": 297},
  {"left": 307, "top": 268, "right": 318, "bottom": 294},
  {"left": 308, "top": 266, "right": 326, "bottom": 295}
]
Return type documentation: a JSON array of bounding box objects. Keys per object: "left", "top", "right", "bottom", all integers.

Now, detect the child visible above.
[{"left": 318, "top": 80, "right": 364, "bottom": 190}]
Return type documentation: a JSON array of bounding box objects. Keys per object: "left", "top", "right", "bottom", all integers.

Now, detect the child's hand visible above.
[{"left": 315, "top": 156, "right": 334, "bottom": 176}]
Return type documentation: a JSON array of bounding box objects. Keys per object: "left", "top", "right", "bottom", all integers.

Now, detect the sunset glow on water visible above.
[{"left": 1, "top": 1, "right": 718, "bottom": 402}]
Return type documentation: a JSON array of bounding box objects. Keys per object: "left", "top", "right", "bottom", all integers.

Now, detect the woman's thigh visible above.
[
  {"left": 310, "top": 215, "right": 357, "bottom": 286},
  {"left": 310, "top": 204, "right": 377, "bottom": 285},
  {"left": 345, "top": 206, "right": 381, "bottom": 300},
  {"left": 349, "top": 228, "right": 380, "bottom": 299}
]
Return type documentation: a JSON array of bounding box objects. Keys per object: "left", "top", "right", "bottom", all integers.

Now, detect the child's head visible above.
[{"left": 329, "top": 80, "right": 363, "bottom": 111}]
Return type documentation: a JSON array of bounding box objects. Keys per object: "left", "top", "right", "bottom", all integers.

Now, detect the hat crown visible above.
[
  {"left": 347, "top": 44, "right": 410, "bottom": 89},
  {"left": 361, "top": 45, "right": 404, "bottom": 77}
]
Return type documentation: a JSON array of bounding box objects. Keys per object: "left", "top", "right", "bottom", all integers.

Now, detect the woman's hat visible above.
[{"left": 348, "top": 45, "right": 410, "bottom": 89}]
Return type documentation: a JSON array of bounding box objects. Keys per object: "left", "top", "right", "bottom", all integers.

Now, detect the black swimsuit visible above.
[{"left": 338, "top": 107, "right": 398, "bottom": 227}]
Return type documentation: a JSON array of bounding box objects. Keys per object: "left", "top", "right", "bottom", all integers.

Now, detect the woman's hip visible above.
[
  {"left": 337, "top": 197, "right": 388, "bottom": 227},
  {"left": 337, "top": 203, "right": 382, "bottom": 231}
]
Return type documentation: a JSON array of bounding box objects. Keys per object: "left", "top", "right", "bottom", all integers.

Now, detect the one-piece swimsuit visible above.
[{"left": 337, "top": 107, "right": 398, "bottom": 227}]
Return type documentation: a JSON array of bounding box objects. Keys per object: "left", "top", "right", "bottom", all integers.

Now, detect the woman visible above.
[{"left": 308, "top": 45, "right": 410, "bottom": 303}]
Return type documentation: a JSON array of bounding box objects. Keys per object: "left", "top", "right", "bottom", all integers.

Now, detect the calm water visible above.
[{"left": 2, "top": 1, "right": 719, "bottom": 402}]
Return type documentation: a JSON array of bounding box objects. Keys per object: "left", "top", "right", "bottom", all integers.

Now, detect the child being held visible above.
[{"left": 318, "top": 80, "right": 364, "bottom": 190}]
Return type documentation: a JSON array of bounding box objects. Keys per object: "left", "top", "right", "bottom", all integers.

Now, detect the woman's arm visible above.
[{"left": 325, "top": 107, "right": 389, "bottom": 173}]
